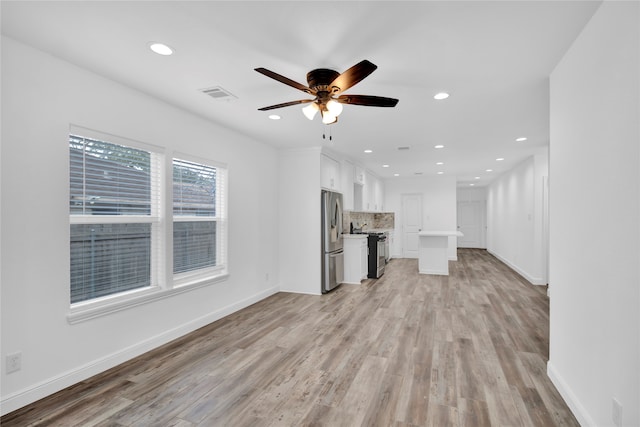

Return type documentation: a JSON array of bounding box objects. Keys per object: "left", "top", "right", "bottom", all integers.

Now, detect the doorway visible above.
[
  {"left": 457, "top": 200, "right": 486, "bottom": 248},
  {"left": 402, "top": 193, "right": 422, "bottom": 258}
]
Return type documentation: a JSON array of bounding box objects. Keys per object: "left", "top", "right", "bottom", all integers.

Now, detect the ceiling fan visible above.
[{"left": 255, "top": 60, "right": 398, "bottom": 125}]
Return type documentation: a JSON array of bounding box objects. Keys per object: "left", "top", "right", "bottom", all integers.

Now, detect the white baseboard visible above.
[
  {"left": 0, "top": 285, "right": 280, "bottom": 416},
  {"left": 547, "top": 361, "right": 596, "bottom": 427},
  {"left": 486, "top": 249, "right": 546, "bottom": 285}
]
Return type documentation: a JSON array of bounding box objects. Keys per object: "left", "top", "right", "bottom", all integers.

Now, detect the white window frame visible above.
[
  {"left": 67, "top": 127, "right": 229, "bottom": 324},
  {"left": 172, "top": 153, "right": 228, "bottom": 288}
]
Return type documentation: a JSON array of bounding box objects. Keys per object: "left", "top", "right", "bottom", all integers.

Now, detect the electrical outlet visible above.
[
  {"left": 6, "top": 352, "right": 22, "bottom": 374},
  {"left": 612, "top": 397, "right": 622, "bottom": 427}
]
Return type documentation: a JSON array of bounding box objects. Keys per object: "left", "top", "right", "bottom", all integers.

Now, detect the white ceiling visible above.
[{"left": 1, "top": 1, "right": 601, "bottom": 187}]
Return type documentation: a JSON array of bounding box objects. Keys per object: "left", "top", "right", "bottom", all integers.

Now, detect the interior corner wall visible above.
[
  {"left": 384, "top": 175, "right": 457, "bottom": 259},
  {"left": 277, "top": 147, "right": 322, "bottom": 295},
  {"left": 486, "top": 152, "right": 548, "bottom": 284},
  {"left": 0, "top": 36, "right": 280, "bottom": 414},
  {"left": 548, "top": 2, "right": 640, "bottom": 426}
]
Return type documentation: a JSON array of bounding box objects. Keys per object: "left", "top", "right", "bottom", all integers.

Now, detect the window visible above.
[
  {"left": 173, "top": 158, "right": 227, "bottom": 281},
  {"left": 69, "top": 134, "right": 161, "bottom": 304},
  {"left": 69, "top": 129, "right": 227, "bottom": 313}
]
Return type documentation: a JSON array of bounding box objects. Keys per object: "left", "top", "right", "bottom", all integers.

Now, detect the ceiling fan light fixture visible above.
[
  {"left": 326, "top": 99, "right": 343, "bottom": 116},
  {"left": 302, "top": 102, "right": 319, "bottom": 120},
  {"left": 321, "top": 111, "right": 338, "bottom": 125}
]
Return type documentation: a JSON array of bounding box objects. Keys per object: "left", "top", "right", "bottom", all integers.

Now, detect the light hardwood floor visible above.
[{"left": 2, "top": 249, "right": 578, "bottom": 426}]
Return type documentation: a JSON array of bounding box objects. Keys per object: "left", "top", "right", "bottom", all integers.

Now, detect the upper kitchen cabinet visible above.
[
  {"left": 360, "top": 171, "right": 384, "bottom": 212},
  {"left": 354, "top": 165, "right": 366, "bottom": 186},
  {"left": 342, "top": 160, "right": 355, "bottom": 210},
  {"left": 320, "top": 153, "right": 341, "bottom": 192},
  {"left": 374, "top": 177, "right": 384, "bottom": 212}
]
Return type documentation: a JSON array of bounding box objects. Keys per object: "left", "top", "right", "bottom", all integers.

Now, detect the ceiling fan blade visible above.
[
  {"left": 336, "top": 94, "right": 399, "bottom": 107},
  {"left": 329, "top": 60, "right": 378, "bottom": 94},
  {"left": 255, "top": 68, "right": 314, "bottom": 94},
  {"left": 258, "top": 99, "right": 314, "bottom": 111}
]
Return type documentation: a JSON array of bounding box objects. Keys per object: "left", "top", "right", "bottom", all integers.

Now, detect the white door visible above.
[
  {"left": 457, "top": 200, "right": 484, "bottom": 248},
  {"left": 402, "top": 194, "right": 422, "bottom": 258}
]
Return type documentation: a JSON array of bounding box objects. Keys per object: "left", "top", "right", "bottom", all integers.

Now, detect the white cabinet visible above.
[
  {"left": 353, "top": 169, "right": 385, "bottom": 212},
  {"left": 343, "top": 235, "right": 368, "bottom": 284},
  {"left": 354, "top": 166, "right": 366, "bottom": 186},
  {"left": 321, "top": 154, "right": 341, "bottom": 191},
  {"left": 374, "top": 178, "right": 384, "bottom": 212},
  {"left": 363, "top": 171, "right": 374, "bottom": 211},
  {"left": 342, "top": 160, "right": 355, "bottom": 210},
  {"left": 354, "top": 184, "right": 364, "bottom": 211},
  {"left": 360, "top": 237, "right": 368, "bottom": 278},
  {"left": 387, "top": 231, "right": 395, "bottom": 259},
  {"left": 363, "top": 173, "right": 384, "bottom": 212}
]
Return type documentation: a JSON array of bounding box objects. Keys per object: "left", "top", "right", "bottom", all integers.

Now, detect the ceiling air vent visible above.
[
  {"left": 397, "top": 146, "right": 410, "bottom": 151},
  {"left": 201, "top": 86, "right": 237, "bottom": 101}
]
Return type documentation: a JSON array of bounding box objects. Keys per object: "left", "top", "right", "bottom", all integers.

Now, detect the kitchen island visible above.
[{"left": 418, "top": 231, "right": 463, "bottom": 275}]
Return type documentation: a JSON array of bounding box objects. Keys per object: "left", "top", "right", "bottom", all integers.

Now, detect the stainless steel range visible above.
[{"left": 367, "top": 232, "right": 386, "bottom": 279}]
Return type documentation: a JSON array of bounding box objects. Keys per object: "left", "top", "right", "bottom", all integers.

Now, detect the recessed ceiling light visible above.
[
  {"left": 268, "top": 114, "right": 281, "bottom": 120},
  {"left": 382, "top": 164, "right": 390, "bottom": 168},
  {"left": 149, "top": 42, "right": 173, "bottom": 56},
  {"left": 437, "top": 171, "right": 444, "bottom": 175},
  {"left": 436, "top": 162, "right": 444, "bottom": 165},
  {"left": 434, "top": 144, "right": 444, "bottom": 149},
  {"left": 364, "top": 149, "right": 373, "bottom": 153},
  {"left": 516, "top": 137, "right": 527, "bottom": 142},
  {"left": 434, "top": 92, "right": 450, "bottom": 100},
  {"left": 470, "top": 183, "right": 475, "bottom": 186},
  {"left": 394, "top": 173, "right": 400, "bottom": 177},
  {"left": 496, "top": 158, "right": 504, "bottom": 161},
  {"left": 475, "top": 176, "right": 480, "bottom": 180},
  {"left": 486, "top": 169, "right": 493, "bottom": 172}
]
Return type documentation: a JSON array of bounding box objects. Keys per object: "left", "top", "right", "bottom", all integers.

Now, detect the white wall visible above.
[
  {"left": 486, "top": 152, "right": 548, "bottom": 284},
  {"left": 457, "top": 187, "right": 486, "bottom": 203},
  {"left": 278, "top": 147, "right": 322, "bottom": 295},
  {"left": 385, "top": 175, "right": 457, "bottom": 259},
  {"left": 548, "top": 2, "right": 639, "bottom": 426},
  {"left": 0, "top": 37, "right": 280, "bottom": 414}
]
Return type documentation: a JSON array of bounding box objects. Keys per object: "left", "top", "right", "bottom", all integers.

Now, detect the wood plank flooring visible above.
[{"left": 2, "top": 249, "right": 578, "bottom": 426}]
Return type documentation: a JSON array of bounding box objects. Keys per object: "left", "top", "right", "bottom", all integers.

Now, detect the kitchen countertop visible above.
[{"left": 418, "top": 230, "right": 464, "bottom": 237}]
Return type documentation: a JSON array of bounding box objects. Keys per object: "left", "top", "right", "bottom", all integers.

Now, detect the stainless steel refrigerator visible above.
[{"left": 321, "top": 190, "right": 344, "bottom": 293}]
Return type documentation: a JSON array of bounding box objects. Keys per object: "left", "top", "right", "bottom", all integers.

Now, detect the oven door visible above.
[{"left": 376, "top": 239, "right": 386, "bottom": 278}]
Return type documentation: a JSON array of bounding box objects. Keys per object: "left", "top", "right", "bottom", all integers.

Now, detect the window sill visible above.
[{"left": 67, "top": 272, "right": 230, "bottom": 324}]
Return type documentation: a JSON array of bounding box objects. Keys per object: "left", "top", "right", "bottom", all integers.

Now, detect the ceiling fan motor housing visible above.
[{"left": 306, "top": 68, "right": 341, "bottom": 93}]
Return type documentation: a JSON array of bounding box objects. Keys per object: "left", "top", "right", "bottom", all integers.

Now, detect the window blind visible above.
[
  {"left": 173, "top": 158, "right": 227, "bottom": 275},
  {"left": 69, "top": 134, "right": 161, "bottom": 304}
]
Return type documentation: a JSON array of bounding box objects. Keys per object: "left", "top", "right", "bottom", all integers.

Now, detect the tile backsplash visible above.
[{"left": 343, "top": 211, "right": 395, "bottom": 233}]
